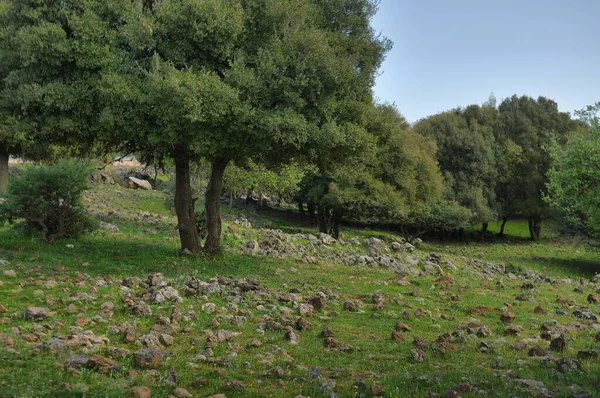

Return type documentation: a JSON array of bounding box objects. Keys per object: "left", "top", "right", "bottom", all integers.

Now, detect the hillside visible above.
[{"left": 1, "top": 181, "right": 599, "bottom": 398}]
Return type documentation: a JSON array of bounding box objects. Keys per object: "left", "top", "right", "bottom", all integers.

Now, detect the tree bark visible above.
[
  {"left": 174, "top": 148, "right": 201, "bottom": 253},
  {"left": 498, "top": 217, "right": 508, "bottom": 237},
  {"left": 481, "top": 222, "right": 488, "bottom": 240},
  {"left": 528, "top": 217, "right": 541, "bottom": 241},
  {"left": 317, "top": 205, "right": 328, "bottom": 233},
  {"left": 297, "top": 202, "right": 305, "bottom": 216},
  {"left": 0, "top": 149, "right": 9, "bottom": 194},
  {"left": 203, "top": 158, "right": 229, "bottom": 253},
  {"left": 307, "top": 202, "right": 316, "bottom": 224}
]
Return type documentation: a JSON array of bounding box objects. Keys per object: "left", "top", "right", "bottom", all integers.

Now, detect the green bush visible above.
[{"left": 0, "top": 160, "right": 96, "bottom": 242}]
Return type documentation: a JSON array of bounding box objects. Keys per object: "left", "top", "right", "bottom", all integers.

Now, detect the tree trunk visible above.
[
  {"left": 307, "top": 202, "right": 316, "bottom": 224},
  {"left": 174, "top": 149, "right": 201, "bottom": 253},
  {"left": 317, "top": 205, "right": 328, "bottom": 233},
  {"left": 203, "top": 158, "right": 229, "bottom": 253},
  {"left": 330, "top": 209, "right": 341, "bottom": 239},
  {"left": 229, "top": 190, "right": 234, "bottom": 210},
  {"left": 297, "top": 202, "right": 305, "bottom": 216},
  {"left": 498, "top": 217, "right": 508, "bottom": 237},
  {"left": 0, "top": 149, "right": 8, "bottom": 194},
  {"left": 528, "top": 217, "right": 541, "bottom": 241},
  {"left": 481, "top": 222, "right": 488, "bottom": 240}
]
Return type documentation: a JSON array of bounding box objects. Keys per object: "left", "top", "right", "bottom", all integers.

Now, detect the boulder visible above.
[{"left": 128, "top": 177, "right": 152, "bottom": 190}]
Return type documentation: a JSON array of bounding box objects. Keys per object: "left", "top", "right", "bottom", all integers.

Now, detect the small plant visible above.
[{"left": 0, "top": 159, "right": 96, "bottom": 242}]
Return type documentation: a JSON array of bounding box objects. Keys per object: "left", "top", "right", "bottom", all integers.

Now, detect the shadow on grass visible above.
[{"left": 0, "top": 228, "right": 274, "bottom": 280}]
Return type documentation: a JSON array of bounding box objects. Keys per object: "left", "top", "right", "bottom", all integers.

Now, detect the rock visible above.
[
  {"left": 307, "top": 296, "right": 324, "bottom": 311},
  {"left": 550, "top": 335, "right": 566, "bottom": 352},
  {"left": 64, "top": 354, "right": 91, "bottom": 369},
  {"left": 159, "top": 334, "right": 174, "bottom": 347},
  {"left": 500, "top": 312, "right": 515, "bottom": 324},
  {"left": 192, "top": 377, "right": 208, "bottom": 388},
  {"left": 533, "top": 305, "right": 546, "bottom": 314},
  {"left": 390, "top": 242, "right": 403, "bottom": 252},
  {"left": 395, "top": 322, "right": 411, "bottom": 332},
  {"left": 133, "top": 348, "right": 162, "bottom": 369},
  {"left": 88, "top": 355, "right": 119, "bottom": 373},
  {"left": 410, "top": 348, "right": 426, "bottom": 362},
  {"left": 132, "top": 386, "right": 152, "bottom": 398},
  {"left": 173, "top": 388, "right": 192, "bottom": 397},
  {"left": 1, "top": 334, "right": 14, "bottom": 349},
  {"left": 3, "top": 270, "right": 16, "bottom": 278},
  {"left": 577, "top": 350, "right": 598, "bottom": 359},
  {"left": 370, "top": 384, "right": 385, "bottom": 396},
  {"left": 136, "top": 301, "right": 153, "bottom": 317},
  {"left": 555, "top": 357, "right": 582, "bottom": 373},
  {"left": 324, "top": 337, "right": 339, "bottom": 348},
  {"left": 343, "top": 301, "right": 358, "bottom": 312},
  {"left": 42, "top": 337, "right": 68, "bottom": 355},
  {"left": 365, "top": 237, "right": 386, "bottom": 256},
  {"left": 572, "top": 308, "right": 598, "bottom": 321},
  {"left": 504, "top": 325, "right": 523, "bottom": 336},
  {"left": 24, "top": 307, "right": 51, "bottom": 321},
  {"left": 595, "top": 331, "right": 600, "bottom": 342},
  {"left": 0, "top": 304, "right": 7, "bottom": 313},
  {"left": 284, "top": 327, "right": 299, "bottom": 345},
  {"left": 225, "top": 380, "right": 245, "bottom": 390},
  {"left": 201, "top": 303, "right": 216, "bottom": 314},
  {"left": 321, "top": 327, "right": 334, "bottom": 338},
  {"left": 298, "top": 303, "right": 314, "bottom": 317},
  {"left": 317, "top": 233, "right": 336, "bottom": 245},
  {"left": 128, "top": 176, "right": 152, "bottom": 190},
  {"left": 108, "top": 347, "right": 130, "bottom": 359},
  {"left": 528, "top": 346, "right": 547, "bottom": 357},
  {"left": 264, "top": 366, "right": 284, "bottom": 378},
  {"left": 391, "top": 331, "right": 404, "bottom": 341},
  {"left": 587, "top": 293, "right": 600, "bottom": 304},
  {"left": 99, "top": 222, "right": 119, "bottom": 233},
  {"left": 296, "top": 318, "right": 311, "bottom": 331},
  {"left": 243, "top": 241, "right": 259, "bottom": 256},
  {"left": 216, "top": 329, "right": 241, "bottom": 343}
]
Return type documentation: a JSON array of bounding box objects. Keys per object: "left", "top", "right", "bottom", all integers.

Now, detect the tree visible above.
[
  {"left": 413, "top": 105, "right": 498, "bottom": 237},
  {"left": 546, "top": 102, "right": 600, "bottom": 237},
  {"left": 496, "top": 95, "right": 578, "bottom": 240},
  {"left": 1, "top": 0, "right": 391, "bottom": 253},
  {"left": 296, "top": 103, "right": 443, "bottom": 238}
]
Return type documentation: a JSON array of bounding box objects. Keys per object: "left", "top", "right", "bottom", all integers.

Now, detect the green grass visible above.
[{"left": 1, "top": 183, "right": 600, "bottom": 397}]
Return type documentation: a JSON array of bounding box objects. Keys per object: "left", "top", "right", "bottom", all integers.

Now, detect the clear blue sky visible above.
[{"left": 371, "top": 0, "right": 600, "bottom": 123}]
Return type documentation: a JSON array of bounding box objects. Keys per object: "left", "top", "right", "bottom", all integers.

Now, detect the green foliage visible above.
[
  {"left": 0, "top": 159, "right": 95, "bottom": 241},
  {"left": 496, "top": 95, "right": 577, "bottom": 220},
  {"left": 413, "top": 105, "right": 498, "bottom": 226},
  {"left": 547, "top": 103, "right": 600, "bottom": 237}
]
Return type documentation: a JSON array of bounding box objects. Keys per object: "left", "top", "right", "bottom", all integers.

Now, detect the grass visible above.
[{"left": 1, "top": 182, "right": 599, "bottom": 397}]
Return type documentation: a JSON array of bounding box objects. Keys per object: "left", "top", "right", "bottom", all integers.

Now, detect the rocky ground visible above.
[{"left": 0, "top": 183, "right": 599, "bottom": 397}]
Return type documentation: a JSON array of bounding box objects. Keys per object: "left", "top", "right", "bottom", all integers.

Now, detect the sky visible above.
[{"left": 371, "top": 0, "right": 600, "bottom": 123}]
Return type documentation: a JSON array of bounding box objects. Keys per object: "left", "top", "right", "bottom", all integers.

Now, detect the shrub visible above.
[{"left": 0, "top": 160, "right": 96, "bottom": 242}]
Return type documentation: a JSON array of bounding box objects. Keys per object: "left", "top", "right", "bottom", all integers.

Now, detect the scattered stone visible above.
[
  {"left": 500, "top": 312, "right": 515, "bottom": 324},
  {"left": 192, "top": 377, "right": 208, "bottom": 388},
  {"left": 3, "top": 270, "right": 16, "bottom": 278},
  {"left": 284, "top": 327, "right": 299, "bottom": 345},
  {"left": 504, "top": 325, "right": 523, "bottom": 336},
  {"left": 324, "top": 337, "right": 339, "bottom": 348},
  {"left": 572, "top": 308, "right": 598, "bottom": 321},
  {"left": 225, "top": 380, "right": 245, "bottom": 390},
  {"left": 533, "top": 305, "right": 546, "bottom": 314},
  {"left": 365, "top": 237, "right": 386, "bottom": 256},
  {"left": 42, "top": 337, "right": 68, "bottom": 355},
  {"left": 136, "top": 301, "right": 152, "bottom": 317},
  {"left": 296, "top": 318, "right": 311, "bottom": 331},
  {"left": 528, "top": 346, "right": 547, "bottom": 357},
  {"left": 173, "top": 388, "right": 192, "bottom": 398},
  {"left": 395, "top": 322, "right": 411, "bottom": 332},
  {"left": 321, "top": 328, "right": 334, "bottom": 338},
  {"left": 88, "top": 355, "right": 119, "bottom": 373},
  {"left": 133, "top": 348, "right": 162, "bottom": 369},
  {"left": 587, "top": 293, "right": 600, "bottom": 304},
  {"left": 64, "top": 354, "right": 91, "bottom": 369},
  {"left": 132, "top": 386, "right": 151, "bottom": 398},
  {"left": 159, "top": 334, "right": 174, "bottom": 347},
  {"left": 577, "top": 350, "right": 598, "bottom": 359},
  {"left": 391, "top": 331, "right": 404, "bottom": 341},
  {"left": 128, "top": 176, "right": 152, "bottom": 190},
  {"left": 555, "top": 357, "right": 582, "bottom": 373},
  {"left": 307, "top": 296, "right": 324, "bottom": 311},
  {"left": 370, "top": 384, "right": 385, "bottom": 396},
  {"left": 550, "top": 335, "right": 566, "bottom": 352},
  {"left": 108, "top": 347, "right": 130, "bottom": 359},
  {"left": 24, "top": 307, "right": 51, "bottom": 322},
  {"left": 343, "top": 301, "right": 358, "bottom": 312},
  {"left": 264, "top": 366, "right": 284, "bottom": 378},
  {"left": 298, "top": 303, "right": 314, "bottom": 317},
  {"left": 22, "top": 334, "right": 39, "bottom": 343},
  {"left": 410, "top": 348, "right": 426, "bottom": 362}
]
